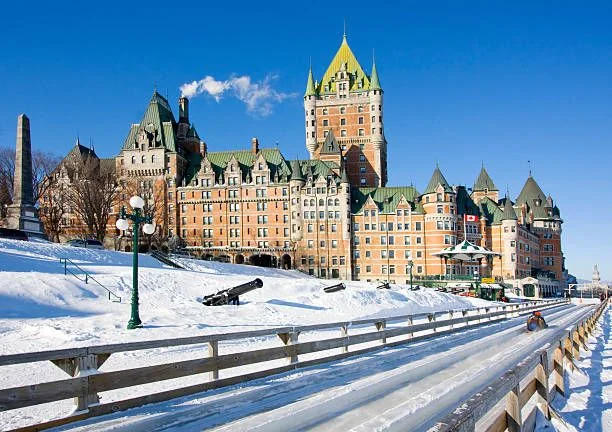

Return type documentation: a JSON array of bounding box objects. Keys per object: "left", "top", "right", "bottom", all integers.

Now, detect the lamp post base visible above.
[{"left": 127, "top": 319, "right": 143, "bottom": 330}]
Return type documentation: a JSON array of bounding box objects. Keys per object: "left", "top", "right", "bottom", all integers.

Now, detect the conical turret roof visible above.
[
  {"left": 423, "top": 166, "right": 452, "bottom": 194},
  {"left": 516, "top": 175, "right": 547, "bottom": 207},
  {"left": 501, "top": 197, "right": 518, "bottom": 221},
  {"left": 340, "top": 166, "right": 349, "bottom": 183},
  {"left": 473, "top": 166, "right": 497, "bottom": 192},
  {"left": 305, "top": 67, "right": 316, "bottom": 97},
  {"left": 290, "top": 159, "right": 304, "bottom": 181},
  {"left": 370, "top": 60, "right": 381, "bottom": 90}
]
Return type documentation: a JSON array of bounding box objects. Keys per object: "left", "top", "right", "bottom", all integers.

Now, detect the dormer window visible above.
[
  {"left": 258, "top": 163, "right": 263, "bottom": 170},
  {"left": 340, "top": 107, "right": 346, "bottom": 114},
  {"left": 230, "top": 165, "right": 235, "bottom": 172},
  {"left": 322, "top": 108, "right": 328, "bottom": 115},
  {"left": 437, "top": 193, "right": 442, "bottom": 202}
]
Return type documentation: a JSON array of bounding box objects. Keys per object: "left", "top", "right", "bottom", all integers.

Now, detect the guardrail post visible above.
[
  {"left": 375, "top": 320, "right": 386, "bottom": 344},
  {"left": 408, "top": 317, "right": 413, "bottom": 337},
  {"left": 51, "top": 353, "right": 110, "bottom": 411},
  {"left": 428, "top": 313, "right": 436, "bottom": 332},
  {"left": 505, "top": 383, "right": 523, "bottom": 432},
  {"left": 572, "top": 330, "right": 581, "bottom": 360},
  {"left": 536, "top": 351, "right": 551, "bottom": 420},
  {"left": 564, "top": 334, "right": 574, "bottom": 372},
  {"left": 207, "top": 341, "right": 219, "bottom": 380},
  {"left": 553, "top": 344, "right": 565, "bottom": 397},
  {"left": 462, "top": 309, "right": 469, "bottom": 327},
  {"left": 448, "top": 311, "right": 454, "bottom": 329},
  {"left": 340, "top": 325, "right": 349, "bottom": 353},
  {"left": 278, "top": 331, "right": 299, "bottom": 364},
  {"left": 484, "top": 307, "right": 490, "bottom": 322}
]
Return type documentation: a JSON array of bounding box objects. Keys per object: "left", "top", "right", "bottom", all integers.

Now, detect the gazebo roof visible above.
[{"left": 432, "top": 239, "right": 501, "bottom": 261}]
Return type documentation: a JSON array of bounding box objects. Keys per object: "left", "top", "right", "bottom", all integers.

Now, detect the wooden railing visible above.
[
  {"left": 430, "top": 300, "right": 608, "bottom": 432},
  {"left": 0, "top": 299, "right": 568, "bottom": 431}
]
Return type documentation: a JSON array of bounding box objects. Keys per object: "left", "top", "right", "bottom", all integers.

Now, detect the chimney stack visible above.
[
  {"left": 251, "top": 137, "right": 259, "bottom": 154},
  {"left": 200, "top": 140, "right": 207, "bottom": 156},
  {"left": 179, "top": 97, "right": 189, "bottom": 124}
]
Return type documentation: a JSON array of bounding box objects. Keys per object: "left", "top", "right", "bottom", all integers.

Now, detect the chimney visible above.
[
  {"left": 251, "top": 137, "right": 259, "bottom": 154},
  {"left": 179, "top": 97, "right": 189, "bottom": 124},
  {"left": 200, "top": 140, "right": 207, "bottom": 156}
]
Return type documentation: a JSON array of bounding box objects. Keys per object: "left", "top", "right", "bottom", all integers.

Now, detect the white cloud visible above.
[{"left": 179, "top": 74, "right": 295, "bottom": 116}]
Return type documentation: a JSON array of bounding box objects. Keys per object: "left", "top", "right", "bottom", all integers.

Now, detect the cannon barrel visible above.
[
  {"left": 202, "top": 278, "right": 263, "bottom": 306},
  {"left": 376, "top": 282, "right": 390, "bottom": 290},
  {"left": 226, "top": 278, "right": 264, "bottom": 297},
  {"left": 323, "top": 283, "right": 346, "bottom": 293}
]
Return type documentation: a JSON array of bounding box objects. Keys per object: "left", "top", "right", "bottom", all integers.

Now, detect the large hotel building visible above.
[{"left": 44, "top": 35, "right": 566, "bottom": 295}]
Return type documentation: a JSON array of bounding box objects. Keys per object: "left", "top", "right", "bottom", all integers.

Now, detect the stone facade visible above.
[{"left": 5, "top": 114, "right": 45, "bottom": 237}]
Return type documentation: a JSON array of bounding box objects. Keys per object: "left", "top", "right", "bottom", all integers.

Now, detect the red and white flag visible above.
[{"left": 464, "top": 214, "right": 479, "bottom": 222}]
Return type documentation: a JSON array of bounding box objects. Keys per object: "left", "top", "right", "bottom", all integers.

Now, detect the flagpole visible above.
[{"left": 463, "top": 214, "right": 467, "bottom": 241}]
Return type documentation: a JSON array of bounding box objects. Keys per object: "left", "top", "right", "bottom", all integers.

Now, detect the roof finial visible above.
[
  {"left": 343, "top": 19, "right": 347, "bottom": 40},
  {"left": 528, "top": 160, "right": 532, "bottom": 176}
]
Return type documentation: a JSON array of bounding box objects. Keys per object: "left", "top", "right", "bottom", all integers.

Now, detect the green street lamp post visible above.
[
  {"left": 408, "top": 259, "right": 414, "bottom": 290},
  {"left": 116, "top": 196, "right": 155, "bottom": 330}
]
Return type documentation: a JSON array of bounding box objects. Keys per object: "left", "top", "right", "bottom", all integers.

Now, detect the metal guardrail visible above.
[
  {"left": 59, "top": 258, "right": 121, "bottom": 303},
  {"left": 150, "top": 250, "right": 185, "bottom": 269}
]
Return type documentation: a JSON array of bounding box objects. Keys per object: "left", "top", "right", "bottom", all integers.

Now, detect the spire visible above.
[
  {"left": 290, "top": 160, "right": 304, "bottom": 182},
  {"left": 340, "top": 167, "right": 349, "bottom": 184},
  {"left": 75, "top": 136, "right": 81, "bottom": 147},
  {"left": 305, "top": 66, "right": 316, "bottom": 97},
  {"left": 473, "top": 166, "right": 497, "bottom": 192},
  {"left": 501, "top": 197, "right": 518, "bottom": 221},
  {"left": 370, "top": 57, "right": 381, "bottom": 90}
]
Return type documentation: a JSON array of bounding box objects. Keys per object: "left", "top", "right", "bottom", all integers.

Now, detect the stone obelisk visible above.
[{"left": 5, "top": 114, "right": 45, "bottom": 237}]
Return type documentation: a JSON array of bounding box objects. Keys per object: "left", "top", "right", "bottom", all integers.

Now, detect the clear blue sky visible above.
[{"left": 0, "top": 2, "right": 610, "bottom": 280}]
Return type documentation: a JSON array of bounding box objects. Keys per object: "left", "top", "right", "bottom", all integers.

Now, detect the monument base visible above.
[{"left": 5, "top": 204, "right": 47, "bottom": 239}]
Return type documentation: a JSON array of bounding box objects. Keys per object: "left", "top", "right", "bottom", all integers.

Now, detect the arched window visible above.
[
  {"left": 141, "top": 155, "right": 146, "bottom": 163},
  {"left": 319, "top": 199, "right": 324, "bottom": 206},
  {"left": 310, "top": 199, "right": 315, "bottom": 206},
  {"left": 304, "top": 200, "right": 308, "bottom": 207},
  {"left": 131, "top": 156, "right": 136, "bottom": 164},
  {"left": 151, "top": 154, "right": 157, "bottom": 163},
  {"left": 327, "top": 198, "right": 333, "bottom": 206},
  {"left": 310, "top": 109, "right": 314, "bottom": 115},
  {"left": 334, "top": 199, "right": 340, "bottom": 206}
]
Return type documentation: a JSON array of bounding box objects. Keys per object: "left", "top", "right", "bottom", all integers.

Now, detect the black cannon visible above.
[
  {"left": 202, "top": 278, "right": 263, "bottom": 306},
  {"left": 323, "top": 283, "right": 346, "bottom": 293},
  {"left": 376, "top": 282, "right": 390, "bottom": 290}
]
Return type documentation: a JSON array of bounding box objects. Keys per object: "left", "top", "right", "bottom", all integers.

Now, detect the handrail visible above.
[
  {"left": 150, "top": 250, "right": 184, "bottom": 269},
  {"left": 59, "top": 258, "right": 121, "bottom": 303}
]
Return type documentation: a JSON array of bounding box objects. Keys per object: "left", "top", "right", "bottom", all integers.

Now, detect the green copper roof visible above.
[
  {"left": 351, "top": 186, "right": 420, "bottom": 214},
  {"left": 319, "top": 130, "right": 340, "bottom": 154},
  {"left": 297, "top": 159, "right": 339, "bottom": 181},
  {"left": 479, "top": 196, "right": 504, "bottom": 225},
  {"left": 456, "top": 186, "right": 480, "bottom": 216},
  {"left": 516, "top": 176, "right": 547, "bottom": 208},
  {"left": 122, "top": 91, "right": 177, "bottom": 152},
  {"left": 370, "top": 61, "right": 381, "bottom": 90},
  {"left": 318, "top": 36, "right": 371, "bottom": 95},
  {"left": 501, "top": 197, "right": 518, "bottom": 221},
  {"left": 183, "top": 148, "right": 291, "bottom": 185},
  {"left": 423, "top": 166, "right": 452, "bottom": 194},
  {"left": 473, "top": 166, "right": 497, "bottom": 192},
  {"left": 290, "top": 159, "right": 304, "bottom": 181},
  {"left": 305, "top": 67, "right": 316, "bottom": 97}
]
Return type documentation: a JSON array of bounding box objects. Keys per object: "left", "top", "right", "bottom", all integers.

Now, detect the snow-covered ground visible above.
[
  {"left": 0, "top": 238, "right": 491, "bottom": 430},
  {"left": 536, "top": 305, "right": 612, "bottom": 432}
]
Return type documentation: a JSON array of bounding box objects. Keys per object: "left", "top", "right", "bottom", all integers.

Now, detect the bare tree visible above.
[
  {"left": 120, "top": 177, "right": 167, "bottom": 249},
  {"left": 66, "top": 157, "right": 117, "bottom": 241},
  {"left": 39, "top": 181, "right": 67, "bottom": 242},
  {"left": 0, "top": 146, "right": 61, "bottom": 217}
]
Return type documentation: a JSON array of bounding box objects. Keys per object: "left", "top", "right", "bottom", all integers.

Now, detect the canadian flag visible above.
[{"left": 465, "top": 214, "right": 479, "bottom": 222}]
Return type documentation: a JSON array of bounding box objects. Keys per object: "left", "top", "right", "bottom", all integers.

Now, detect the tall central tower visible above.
[{"left": 304, "top": 34, "right": 387, "bottom": 187}]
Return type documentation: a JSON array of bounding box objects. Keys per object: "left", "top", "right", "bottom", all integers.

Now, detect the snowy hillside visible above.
[{"left": 0, "top": 238, "right": 490, "bottom": 355}]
